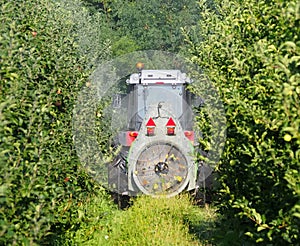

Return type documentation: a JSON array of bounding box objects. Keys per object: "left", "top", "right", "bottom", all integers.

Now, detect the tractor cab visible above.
[{"left": 126, "top": 69, "right": 194, "bottom": 132}]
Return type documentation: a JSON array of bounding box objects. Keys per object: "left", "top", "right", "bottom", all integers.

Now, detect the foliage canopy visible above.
[{"left": 183, "top": 0, "right": 300, "bottom": 244}]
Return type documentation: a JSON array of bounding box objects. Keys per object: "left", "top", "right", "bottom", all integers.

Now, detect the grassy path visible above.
[{"left": 63, "top": 193, "right": 217, "bottom": 245}]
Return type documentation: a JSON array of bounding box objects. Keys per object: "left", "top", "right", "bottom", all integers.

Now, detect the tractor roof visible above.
[{"left": 127, "top": 70, "right": 191, "bottom": 85}]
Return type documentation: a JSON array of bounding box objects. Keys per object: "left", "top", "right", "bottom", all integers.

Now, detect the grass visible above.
[{"left": 60, "top": 192, "right": 218, "bottom": 245}]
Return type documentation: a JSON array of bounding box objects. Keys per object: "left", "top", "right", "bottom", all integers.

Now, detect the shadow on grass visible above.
[
  {"left": 184, "top": 203, "right": 217, "bottom": 245},
  {"left": 187, "top": 209, "right": 253, "bottom": 246},
  {"left": 189, "top": 218, "right": 216, "bottom": 245}
]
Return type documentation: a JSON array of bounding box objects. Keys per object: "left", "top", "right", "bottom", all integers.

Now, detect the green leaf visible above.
[{"left": 257, "top": 224, "right": 269, "bottom": 232}]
